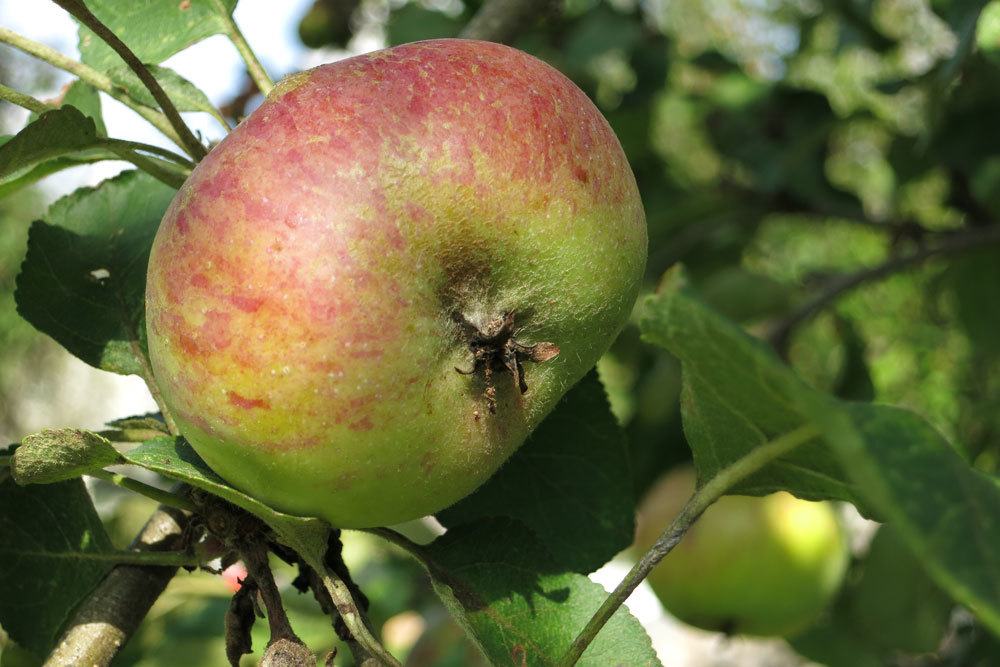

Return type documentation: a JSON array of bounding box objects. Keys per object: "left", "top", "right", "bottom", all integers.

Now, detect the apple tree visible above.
[{"left": 1, "top": 1, "right": 999, "bottom": 666}]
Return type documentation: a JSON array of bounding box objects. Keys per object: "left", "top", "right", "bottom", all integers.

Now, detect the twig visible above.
[
  {"left": 87, "top": 469, "right": 196, "bottom": 512},
  {"left": 558, "top": 425, "right": 819, "bottom": 666},
  {"left": 50, "top": 0, "right": 208, "bottom": 160},
  {"left": 314, "top": 562, "right": 398, "bottom": 666},
  {"left": 108, "top": 139, "right": 194, "bottom": 167},
  {"left": 241, "top": 539, "right": 303, "bottom": 646},
  {"left": 0, "top": 82, "right": 50, "bottom": 114},
  {"left": 460, "top": 0, "right": 557, "bottom": 43},
  {"left": 44, "top": 504, "right": 189, "bottom": 667},
  {"left": 100, "top": 142, "right": 189, "bottom": 189},
  {"left": 767, "top": 225, "right": 1000, "bottom": 351},
  {"left": 128, "top": 337, "right": 179, "bottom": 435},
  {"left": 0, "top": 27, "right": 186, "bottom": 148},
  {"left": 290, "top": 532, "right": 377, "bottom": 665},
  {"left": 210, "top": 0, "right": 274, "bottom": 95}
]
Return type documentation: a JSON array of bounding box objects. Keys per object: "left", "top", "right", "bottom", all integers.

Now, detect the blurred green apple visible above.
[{"left": 634, "top": 466, "right": 849, "bottom": 637}]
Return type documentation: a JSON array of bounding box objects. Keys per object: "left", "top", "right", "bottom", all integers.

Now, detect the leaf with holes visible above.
[
  {"left": 0, "top": 477, "right": 115, "bottom": 656},
  {"left": 14, "top": 170, "right": 176, "bottom": 375}
]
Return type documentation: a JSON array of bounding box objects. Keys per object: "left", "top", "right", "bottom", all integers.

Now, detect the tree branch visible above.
[
  {"left": 767, "top": 224, "right": 1000, "bottom": 352},
  {"left": 460, "top": 0, "right": 557, "bottom": 43},
  {"left": 0, "top": 82, "right": 50, "bottom": 114},
  {"left": 50, "top": 0, "right": 208, "bottom": 160},
  {"left": 44, "top": 504, "right": 189, "bottom": 667}
]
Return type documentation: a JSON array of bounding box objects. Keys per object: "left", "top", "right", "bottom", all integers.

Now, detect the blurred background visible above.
[{"left": 3, "top": 0, "right": 1000, "bottom": 664}]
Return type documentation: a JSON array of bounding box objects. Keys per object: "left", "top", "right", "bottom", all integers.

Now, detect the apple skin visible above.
[
  {"left": 634, "top": 467, "right": 849, "bottom": 637},
  {"left": 145, "top": 39, "right": 646, "bottom": 528}
]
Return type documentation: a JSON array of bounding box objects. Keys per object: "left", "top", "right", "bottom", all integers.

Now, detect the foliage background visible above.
[{"left": 2, "top": 0, "right": 1000, "bottom": 665}]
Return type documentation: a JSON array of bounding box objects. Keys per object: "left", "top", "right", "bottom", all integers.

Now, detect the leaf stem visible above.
[
  {"left": 102, "top": 142, "right": 188, "bottom": 190},
  {"left": 99, "top": 428, "right": 171, "bottom": 443},
  {"left": 288, "top": 534, "right": 400, "bottom": 666},
  {"left": 14, "top": 545, "right": 198, "bottom": 567},
  {"left": 106, "top": 139, "right": 194, "bottom": 167},
  {"left": 88, "top": 469, "right": 196, "bottom": 512},
  {"left": 50, "top": 0, "right": 208, "bottom": 160},
  {"left": 128, "top": 336, "right": 179, "bottom": 435},
  {"left": 210, "top": 0, "right": 274, "bottom": 96},
  {"left": 0, "top": 26, "right": 186, "bottom": 148},
  {"left": 0, "top": 82, "right": 50, "bottom": 114},
  {"left": 315, "top": 567, "right": 400, "bottom": 666},
  {"left": 557, "top": 424, "right": 819, "bottom": 666}
]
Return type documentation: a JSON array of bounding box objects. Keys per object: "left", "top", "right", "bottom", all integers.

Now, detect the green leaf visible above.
[
  {"left": 641, "top": 273, "right": 1000, "bottom": 637},
  {"left": 416, "top": 519, "right": 659, "bottom": 667},
  {"left": 844, "top": 526, "right": 953, "bottom": 653},
  {"left": 639, "top": 273, "right": 868, "bottom": 510},
  {"left": 78, "top": 0, "right": 238, "bottom": 74},
  {"left": 14, "top": 170, "right": 176, "bottom": 375},
  {"left": 11, "top": 429, "right": 121, "bottom": 485},
  {"left": 948, "top": 248, "right": 1000, "bottom": 356},
  {"left": 791, "top": 525, "right": 953, "bottom": 665},
  {"left": 808, "top": 401, "right": 1000, "bottom": 637},
  {"left": 0, "top": 144, "right": 114, "bottom": 199},
  {"left": 28, "top": 79, "right": 106, "bottom": 135},
  {"left": 106, "top": 64, "right": 219, "bottom": 116},
  {"left": 0, "top": 108, "right": 103, "bottom": 185},
  {"left": 438, "top": 373, "right": 635, "bottom": 574},
  {"left": 121, "top": 436, "right": 331, "bottom": 563},
  {"left": 106, "top": 413, "right": 168, "bottom": 433},
  {"left": 0, "top": 477, "right": 115, "bottom": 657}
]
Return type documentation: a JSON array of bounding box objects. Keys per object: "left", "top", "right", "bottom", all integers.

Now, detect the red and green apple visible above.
[{"left": 145, "top": 39, "right": 646, "bottom": 528}]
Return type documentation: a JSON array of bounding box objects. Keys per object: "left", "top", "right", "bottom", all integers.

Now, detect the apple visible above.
[
  {"left": 634, "top": 466, "right": 849, "bottom": 637},
  {"left": 145, "top": 39, "right": 646, "bottom": 528}
]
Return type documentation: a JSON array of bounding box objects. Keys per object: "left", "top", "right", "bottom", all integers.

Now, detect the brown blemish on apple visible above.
[
  {"left": 349, "top": 416, "right": 373, "bottom": 431},
  {"left": 453, "top": 310, "right": 559, "bottom": 414}
]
